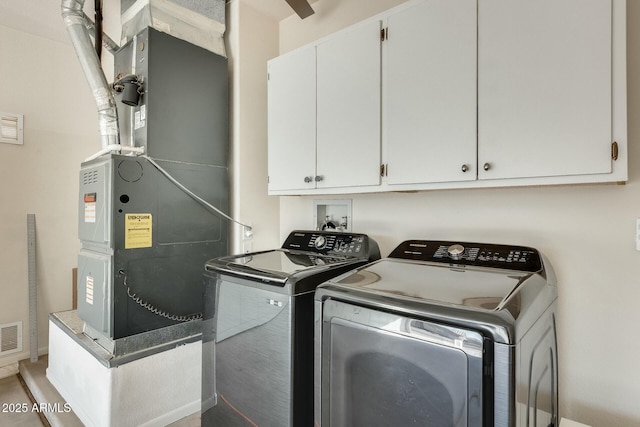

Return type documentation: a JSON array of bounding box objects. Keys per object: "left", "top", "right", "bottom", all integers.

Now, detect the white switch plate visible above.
[{"left": 636, "top": 218, "right": 640, "bottom": 251}]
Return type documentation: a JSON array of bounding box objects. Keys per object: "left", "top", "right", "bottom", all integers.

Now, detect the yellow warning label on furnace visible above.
[{"left": 125, "top": 214, "right": 152, "bottom": 249}]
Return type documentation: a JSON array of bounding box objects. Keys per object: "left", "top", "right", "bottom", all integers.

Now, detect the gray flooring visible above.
[{"left": 0, "top": 374, "right": 46, "bottom": 427}]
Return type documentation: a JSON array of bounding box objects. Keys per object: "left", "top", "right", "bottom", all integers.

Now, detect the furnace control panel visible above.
[{"left": 389, "top": 240, "right": 543, "bottom": 272}]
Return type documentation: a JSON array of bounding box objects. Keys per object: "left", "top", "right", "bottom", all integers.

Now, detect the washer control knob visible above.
[
  {"left": 315, "top": 235, "right": 327, "bottom": 249},
  {"left": 448, "top": 244, "right": 465, "bottom": 260}
]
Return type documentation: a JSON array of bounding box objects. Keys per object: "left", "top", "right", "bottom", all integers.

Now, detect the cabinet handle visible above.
[
  {"left": 304, "top": 176, "right": 313, "bottom": 183},
  {"left": 314, "top": 175, "right": 324, "bottom": 182},
  {"left": 483, "top": 163, "right": 491, "bottom": 171},
  {"left": 461, "top": 164, "right": 469, "bottom": 173}
]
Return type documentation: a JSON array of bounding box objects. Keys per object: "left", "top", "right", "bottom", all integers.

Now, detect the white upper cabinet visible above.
[
  {"left": 316, "top": 20, "right": 382, "bottom": 189},
  {"left": 385, "top": 0, "right": 477, "bottom": 185},
  {"left": 267, "top": 46, "right": 316, "bottom": 192},
  {"left": 267, "top": 0, "right": 625, "bottom": 195},
  {"left": 478, "top": 0, "right": 613, "bottom": 180}
]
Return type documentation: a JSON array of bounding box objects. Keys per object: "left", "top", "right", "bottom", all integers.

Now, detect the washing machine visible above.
[
  {"left": 201, "top": 230, "right": 380, "bottom": 427},
  {"left": 315, "top": 239, "right": 558, "bottom": 427}
]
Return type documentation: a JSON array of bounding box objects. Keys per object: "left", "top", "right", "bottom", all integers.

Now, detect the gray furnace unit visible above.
[{"left": 77, "top": 27, "right": 229, "bottom": 354}]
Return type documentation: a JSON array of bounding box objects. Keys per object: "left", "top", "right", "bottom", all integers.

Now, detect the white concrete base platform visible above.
[{"left": 46, "top": 316, "right": 201, "bottom": 427}]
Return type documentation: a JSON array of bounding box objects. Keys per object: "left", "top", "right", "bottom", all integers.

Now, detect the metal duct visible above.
[
  {"left": 83, "top": 12, "right": 120, "bottom": 55},
  {"left": 62, "top": 0, "right": 120, "bottom": 149},
  {"left": 121, "top": 0, "right": 226, "bottom": 57}
]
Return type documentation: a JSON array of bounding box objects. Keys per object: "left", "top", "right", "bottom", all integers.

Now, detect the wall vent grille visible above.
[
  {"left": 0, "top": 321, "right": 22, "bottom": 356},
  {"left": 0, "top": 113, "right": 24, "bottom": 145}
]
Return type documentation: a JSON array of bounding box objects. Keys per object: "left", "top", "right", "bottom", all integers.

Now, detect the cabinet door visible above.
[
  {"left": 316, "top": 20, "right": 382, "bottom": 189},
  {"left": 267, "top": 46, "right": 316, "bottom": 192},
  {"left": 385, "top": 0, "right": 477, "bottom": 185},
  {"left": 478, "top": 0, "right": 612, "bottom": 180}
]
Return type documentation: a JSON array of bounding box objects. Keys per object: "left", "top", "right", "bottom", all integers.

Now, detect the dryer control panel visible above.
[{"left": 389, "top": 240, "right": 543, "bottom": 272}]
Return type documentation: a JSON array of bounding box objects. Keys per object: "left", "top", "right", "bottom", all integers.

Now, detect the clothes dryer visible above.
[{"left": 315, "top": 239, "right": 558, "bottom": 427}]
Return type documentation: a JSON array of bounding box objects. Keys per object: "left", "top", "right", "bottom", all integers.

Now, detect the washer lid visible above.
[
  {"left": 204, "top": 231, "right": 381, "bottom": 290},
  {"left": 205, "top": 249, "right": 353, "bottom": 284}
]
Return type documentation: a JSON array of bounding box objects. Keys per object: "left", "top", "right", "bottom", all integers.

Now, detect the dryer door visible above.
[{"left": 318, "top": 299, "right": 485, "bottom": 427}]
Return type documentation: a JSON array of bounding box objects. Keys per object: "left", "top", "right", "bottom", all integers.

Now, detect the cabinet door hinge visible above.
[
  {"left": 611, "top": 141, "right": 619, "bottom": 161},
  {"left": 380, "top": 27, "right": 388, "bottom": 41},
  {"left": 380, "top": 164, "right": 388, "bottom": 177}
]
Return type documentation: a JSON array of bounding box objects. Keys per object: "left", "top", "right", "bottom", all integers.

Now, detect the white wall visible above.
[
  {"left": 279, "top": 0, "right": 407, "bottom": 52},
  {"left": 227, "top": 0, "right": 281, "bottom": 254},
  {"left": 277, "top": 0, "right": 640, "bottom": 426},
  {"left": 0, "top": 24, "right": 101, "bottom": 363},
  {"left": 0, "top": 0, "right": 120, "bottom": 365}
]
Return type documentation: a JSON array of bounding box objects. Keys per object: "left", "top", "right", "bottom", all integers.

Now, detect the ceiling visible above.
[
  {"left": 242, "top": 0, "right": 309, "bottom": 21},
  {"left": 0, "top": 0, "right": 317, "bottom": 45}
]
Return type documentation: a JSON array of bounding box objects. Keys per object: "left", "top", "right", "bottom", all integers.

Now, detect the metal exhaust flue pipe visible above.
[{"left": 62, "top": 0, "right": 119, "bottom": 149}]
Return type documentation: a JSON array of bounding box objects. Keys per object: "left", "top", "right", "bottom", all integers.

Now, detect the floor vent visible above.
[{"left": 0, "top": 321, "right": 22, "bottom": 356}]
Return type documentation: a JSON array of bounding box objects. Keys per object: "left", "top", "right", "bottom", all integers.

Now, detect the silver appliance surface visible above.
[
  {"left": 338, "top": 257, "right": 528, "bottom": 308},
  {"left": 323, "top": 298, "right": 484, "bottom": 427},
  {"left": 201, "top": 230, "right": 380, "bottom": 427},
  {"left": 315, "top": 239, "right": 558, "bottom": 427}
]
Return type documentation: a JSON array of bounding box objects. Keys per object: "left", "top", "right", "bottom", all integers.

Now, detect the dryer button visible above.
[{"left": 447, "top": 244, "right": 465, "bottom": 260}]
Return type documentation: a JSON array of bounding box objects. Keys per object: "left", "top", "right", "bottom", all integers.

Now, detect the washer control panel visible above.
[
  {"left": 282, "top": 231, "right": 370, "bottom": 257},
  {"left": 389, "top": 240, "right": 542, "bottom": 272}
]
